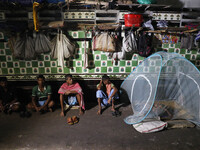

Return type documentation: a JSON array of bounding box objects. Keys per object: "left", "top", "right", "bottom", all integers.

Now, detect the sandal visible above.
[
  {"left": 72, "top": 116, "right": 79, "bottom": 124},
  {"left": 112, "top": 110, "right": 121, "bottom": 117},
  {"left": 67, "top": 117, "right": 74, "bottom": 125}
]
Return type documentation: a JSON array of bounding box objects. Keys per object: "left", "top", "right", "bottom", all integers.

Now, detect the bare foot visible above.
[
  {"left": 79, "top": 109, "right": 84, "bottom": 115},
  {"left": 111, "top": 108, "right": 115, "bottom": 112},
  {"left": 49, "top": 108, "right": 53, "bottom": 112},
  {"left": 97, "top": 110, "right": 101, "bottom": 115},
  {"left": 60, "top": 111, "right": 65, "bottom": 117}
]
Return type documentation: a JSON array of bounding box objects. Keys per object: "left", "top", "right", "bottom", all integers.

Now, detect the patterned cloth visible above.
[{"left": 96, "top": 89, "right": 119, "bottom": 107}]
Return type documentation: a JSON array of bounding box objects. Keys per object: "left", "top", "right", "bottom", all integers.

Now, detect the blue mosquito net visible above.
[{"left": 120, "top": 51, "right": 200, "bottom": 126}]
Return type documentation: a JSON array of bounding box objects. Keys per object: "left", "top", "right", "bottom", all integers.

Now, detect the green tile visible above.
[
  {"left": 72, "top": 61, "right": 76, "bottom": 66},
  {"left": 50, "top": 57, "right": 57, "bottom": 61},
  {"left": 44, "top": 62, "right": 50, "bottom": 67},
  {"left": 132, "top": 61, "right": 138, "bottom": 66},
  {"left": 163, "top": 44, "right": 169, "bottom": 48},
  {"left": 0, "top": 43, "right": 4, "bottom": 49},
  {"left": 76, "top": 67, "right": 82, "bottom": 73},
  {"left": 196, "top": 55, "right": 200, "bottom": 60},
  {"left": 94, "top": 51, "right": 101, "bottom": 54},
  {"left": 64, "top": 68, "right": 70, "bottom": 73},
  {"left": 0, "top": 56, "right": 6, "bottom": 61},
  {"left": 113, "top": 67, "right": 119, "bottom": 72},
  {"left": 5, "top": 49, "right": 12, "bottom": 55},
  {"left": 78, "top": 31, "right": 84, "bottom": 38},
  {"left": 101, "top": 67, "right": 107, "bottom": 73},
  {"left": 192, "top": 50, "right": 197, "bottom": 54},
  {"left": 120, "top": 61, "right": 125, "bottom": 66},
  {"left": 101, "top": 55, "right": 107, "bottom": 60},
  {"left": 2, "top": 68, "right": 8, "bottom": 74},
  {"left": 89, "top": 68, "right": 95, "bottom": 73},
  {"left": 39, "top": 68, "right": 45, "bottom": 74},
  {"left": 32, "top": 61, "right": 38, "bottom": 67},
  {"left": 180, "top": 49, "right": 186, "bottom": 54},
  {"left": 168, "top": 48, "right": 174, "bottom": 53},
  {"left": 125, "top": 67, "right": 131, "bottom": 72},
  {"left": 19, "top": 62, "right": 25, "bottom": 67},
  {"left": 7, "top": 62, "right": 13, "bottom": 67},
  {"left": 27, "top": 68, "right": 32, "bottom": 74},
  {"left": 14, "top": 68, "right": 20, "bottom": 74},
  {"left": 175, "top": 43, "right": 181, "bottom": 48},
  {"left": 107, "top": 61, "right": 112, "bottom": 66},
  {"left": 77, "top": 41, "right": 82, "bottom": 47},
  {"left": 95, "top": 61, "right": 101, "bottom": 67},
  {"left": 51, "top": 68, "right": 57, "bottom": 73},
  {"left": 138, "top": 56, "right": 144, "bottom": 60},
  {"left": 185, "top": 54, "right": 191, "bottom": 60}
]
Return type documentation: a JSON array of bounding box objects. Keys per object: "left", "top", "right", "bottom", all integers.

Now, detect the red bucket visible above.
[{"left": 124, "top": 14, "right": 143, "bottom": 27}]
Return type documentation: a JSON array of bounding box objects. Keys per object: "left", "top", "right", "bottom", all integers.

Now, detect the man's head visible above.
[
  {"left": 37, "top": 75, "right": 45, "bottom": 86},
  {"left": 102, "top": 74, "right": 110, "bottom": 85},
  {"left": 0, "top": 77, "right": 7, "bottom": 88},
  {"left": 65, "top": 74, "right": 73, "bottom": 85}
]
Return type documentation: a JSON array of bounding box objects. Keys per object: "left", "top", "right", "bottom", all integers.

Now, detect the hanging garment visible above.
[
  {"left": 51, "top": 30, "right": 75, "bottom": 67},
  {"left": 35, "top": 32, "right": 52, "bottom": 54},
  {"left": 180, "top": 34, "right": 194, "bottom": 50},
  {"left": 83, "top": 31, "right": 89, "bottom": 69},
  {"left": 195, "top": 31, "right": 200, "bottom": 46},
  {"left": 112, "top": 36, "right": 125, "bottom": 60},
  {"left": 122, "top": 31, "right": 137, "bottom": 52},
  {"left": 33, "top": 2, "right": 40, "bottom": 32}
]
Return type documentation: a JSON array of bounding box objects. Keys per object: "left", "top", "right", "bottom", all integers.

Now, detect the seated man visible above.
[
  {"left": 96, "top": 75, "right": 120, "bottom": 116},
  {"left": 27, "top": 75, "right": 54, "bottom": 113},
  {"left": 58, "top": 74, "right": 85, "bottom": 117},
  {"left": 0, "top": 77, "right": 21, "bottom": 114}
]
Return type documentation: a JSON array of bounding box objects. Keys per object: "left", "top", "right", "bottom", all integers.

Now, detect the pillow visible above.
[{"left": 133, "top": 120, "right": 167, "bottom": 133}]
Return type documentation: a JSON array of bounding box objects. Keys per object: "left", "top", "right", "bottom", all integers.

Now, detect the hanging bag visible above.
[{"left": 137, "top": 31, "right": 153, "bottom": 57}]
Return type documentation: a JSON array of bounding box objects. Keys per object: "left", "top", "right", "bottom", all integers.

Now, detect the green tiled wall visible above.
[{"left": 0, "top": 31, "right": 200, "bottom": 80}]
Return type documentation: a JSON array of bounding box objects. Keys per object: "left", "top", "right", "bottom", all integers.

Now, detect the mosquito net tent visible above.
[{"left": 120, "top": 51, "right": 200, "bottom": 126}]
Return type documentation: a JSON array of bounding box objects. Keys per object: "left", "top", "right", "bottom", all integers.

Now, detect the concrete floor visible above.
[{"left": 0, "top": 104, "right": 200, "bottom": 150}]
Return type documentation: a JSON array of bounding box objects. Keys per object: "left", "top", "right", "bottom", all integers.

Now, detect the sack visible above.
[
  {"left": 133, "top": 120, "right": 167, "bottom": 133},
  {"left": 137, "top": 32, "right": 153, "bottom": 57},
  {"left": 92, "top": 33, "right": 116, "bottom": 52}
]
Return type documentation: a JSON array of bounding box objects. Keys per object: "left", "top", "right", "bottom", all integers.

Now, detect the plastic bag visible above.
[
  {"left": 92, "top": 33, "right": 116, "bottom": 52},
  {"left": 51, "top": 30, "right": 75, "bottom": 67},
  {"left": 35, "top": 32, "right": 52, "bottom": 54}
]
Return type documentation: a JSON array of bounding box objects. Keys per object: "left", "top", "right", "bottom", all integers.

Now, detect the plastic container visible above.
[{"left": 124, "top": 14, "right": 143, "bottom": 27}]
